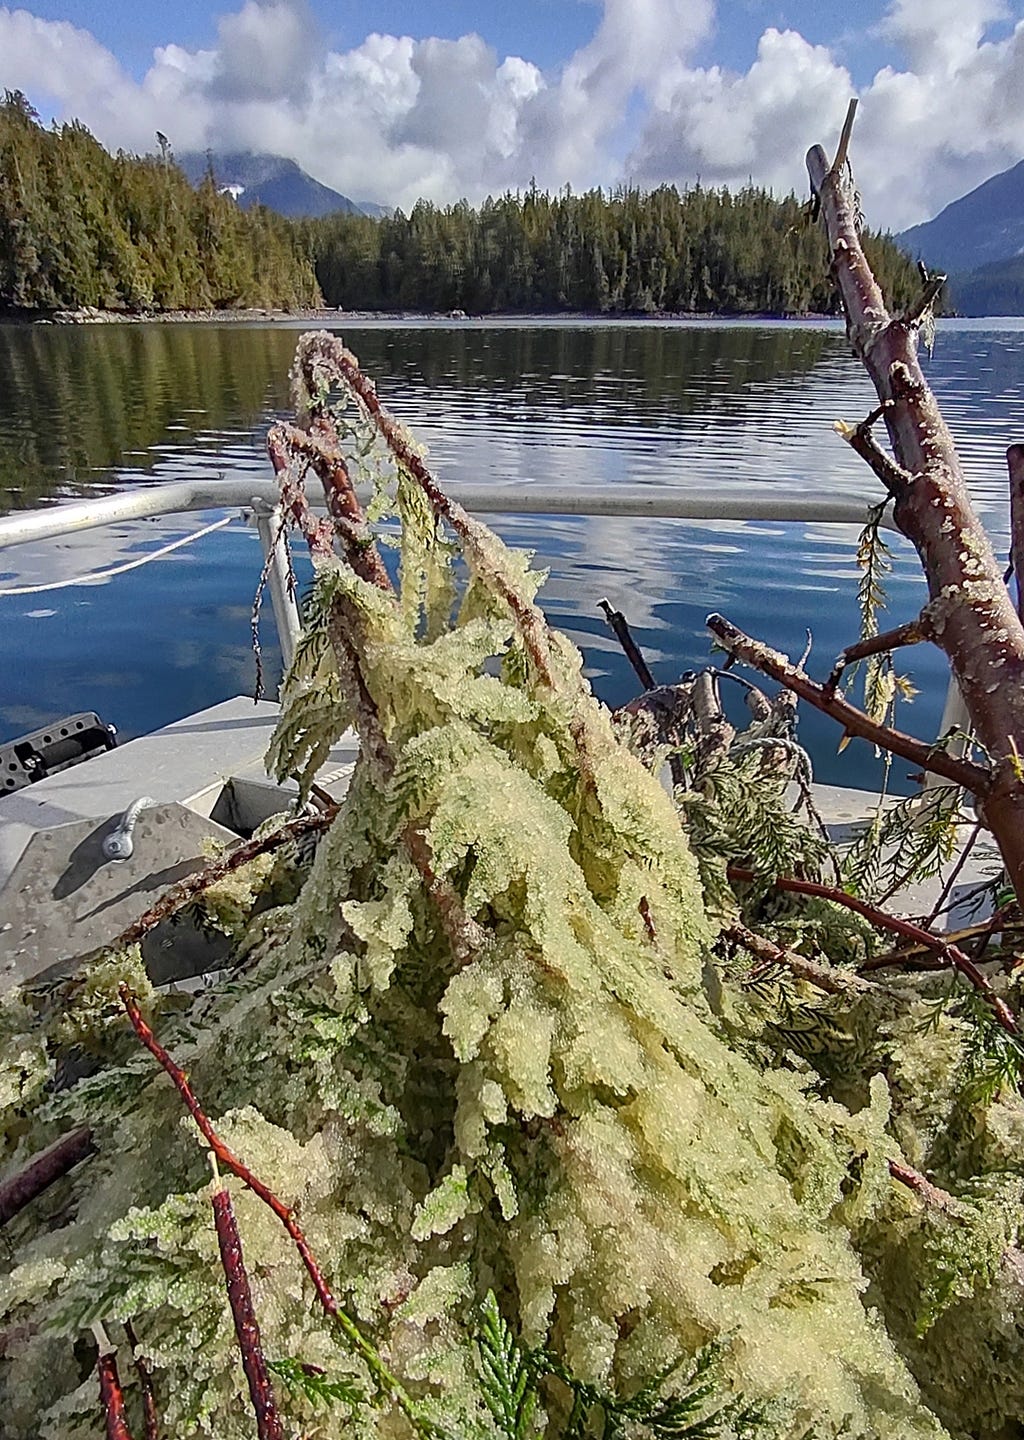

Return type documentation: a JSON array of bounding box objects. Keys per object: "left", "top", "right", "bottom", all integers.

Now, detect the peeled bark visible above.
[{"left": 807, "top": 115, "right": 1024, "bottom": 903}]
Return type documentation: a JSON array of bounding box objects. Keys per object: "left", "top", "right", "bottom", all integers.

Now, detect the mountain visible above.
[
  {"left": 897, "top": 158, "right": 1024, "bottom": 276},
  {"left": 175, "top": 151, "right": 376, "bottom": 219}
]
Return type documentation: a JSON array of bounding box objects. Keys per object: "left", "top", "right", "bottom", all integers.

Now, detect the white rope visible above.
[{"left": 0, "top": 514, "right": 237, "bottom": 597}]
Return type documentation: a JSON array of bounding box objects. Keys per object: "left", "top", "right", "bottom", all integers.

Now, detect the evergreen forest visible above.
[
  {"left": 305, "top": 185, "right": 921, "bottom": 315},
  {"left": 0, "top": 93, "right": 321, "bottom": 313},
  {"left": 0, "top": 91, "right": 922, "bottom": 319}
]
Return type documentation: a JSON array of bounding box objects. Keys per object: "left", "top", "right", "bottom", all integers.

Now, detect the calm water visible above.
[{"left": 2, "top": 316, "right": 1024, "bottom": 794}]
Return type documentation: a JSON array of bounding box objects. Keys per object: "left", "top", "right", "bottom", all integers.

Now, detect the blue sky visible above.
[{"left": 2, "top": 1, "right": 1023, "bottom": 229}]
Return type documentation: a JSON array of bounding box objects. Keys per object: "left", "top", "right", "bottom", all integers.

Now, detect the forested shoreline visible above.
[
  {"left": 0, "top": 93, "right": 321, "bottom": 313},
  {"left": 0, "top": 92, "right": 921, "bottom": 319},
  {"left": 305, "top": 185, "right": 920, "bottom": 316}
]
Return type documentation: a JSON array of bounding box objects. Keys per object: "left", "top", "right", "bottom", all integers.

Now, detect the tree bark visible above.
[{"left": 807, "top": 121, "right": 1024, "bottom": 903}]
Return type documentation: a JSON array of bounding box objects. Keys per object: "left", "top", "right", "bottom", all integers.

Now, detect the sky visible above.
[{"left": 1, "top": 0, "right": 1023, "bottom": 231}]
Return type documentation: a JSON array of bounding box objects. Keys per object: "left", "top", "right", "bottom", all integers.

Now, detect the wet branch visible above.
[
  {"left": 118, "top": 988, "right": 427, "bottom": 1431},
  {"left": 122, "top": 1321, "right": 159, "bottom": 1440},
  {"left": 93, "top": 1324, "right": 136, "bottom": 1440},
  {"left": 0, "top": 1126, "right": 94, "bottom": 1225},
  {"left": 706, "top": 612, "right": 989, "bottom": 793},
  {"left": 726, "top": 866, "right": 1019, "bottom": 1036},
  {"left": 210, "top": 1159, "right": 284, "bottom": 1440}
]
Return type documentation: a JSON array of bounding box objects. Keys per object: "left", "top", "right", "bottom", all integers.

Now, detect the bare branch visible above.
[
  {"left": 0, "top": 1127, "right": 94, "bottom": 1225},
  {"left": 829, "top": 98, "right": 858, "bottom": 179},
  {"left": 808, "top": 116, "right": 1024, "bottom": 905},
  {"left": 598, "top": 597, "right": 656, "bottom": 691},
  {"left": 122, "top": 1321, "right": 159, "bottom": 1440},
  {"left": 722, "top": 921, "right": 875, "bottom": 997},
  {"left": 727, "top": 866, "right": 1019, "bottom": 1037},
  {"left": 1008, "top": 444, "right": 1024, "bottom": 625},
  {"left": 93, "top": 1325, "right": 137, "bottom": 1440},
  {"left": 210, "top": 1160, "right": 285, "bottom": 1440},
  {"left": 706, "top": 612, "right": 990, "bottom": 794},
  {"left": 824, "top": 618, "right": 928, "bottom": 695}
]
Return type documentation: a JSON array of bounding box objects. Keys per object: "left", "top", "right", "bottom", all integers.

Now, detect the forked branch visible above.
[
  {"left": 706, "top": 612, "right": 989, "bottom": 793},
  {"left": 808, "top": 107, "right": 1024, "bottom": 903}
]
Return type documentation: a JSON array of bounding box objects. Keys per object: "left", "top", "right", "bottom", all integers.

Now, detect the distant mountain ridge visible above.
[
  {"left": 896, "top": 159, "right": 1024, "bottom": 313},
  {"left": 176, "top": 151, "right": 383, "bottom": 220},
  {"left": 897, "top": 158, "right": 1024, "bottom": 275}
]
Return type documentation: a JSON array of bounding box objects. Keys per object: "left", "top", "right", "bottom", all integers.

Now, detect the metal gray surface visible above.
[
  {"left": 0, "top": 478, "right": 899, "bottom": 552},
  {"left": 0, "top": 801, "right": 239, "bottom": 990},
  {"left": 0, "top": 697, "right": 284, "bottom": 892}
]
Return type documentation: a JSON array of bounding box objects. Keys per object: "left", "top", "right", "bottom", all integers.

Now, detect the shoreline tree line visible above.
[{"left": 0, "top": 93, "right": 921, "bottom": 317}]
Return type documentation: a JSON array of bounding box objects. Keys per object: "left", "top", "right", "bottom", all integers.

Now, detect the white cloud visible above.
[
  {"left": 0, "top": 0, "right": 1023, "bottom": 227},
  {"left": 627, "top": 1, "right": 1024, "bottom": 229}
]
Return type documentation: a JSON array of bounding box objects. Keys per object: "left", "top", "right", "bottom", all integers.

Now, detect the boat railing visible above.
[{"left": 0, "top": 479, "right": 967, "bottom": 757}]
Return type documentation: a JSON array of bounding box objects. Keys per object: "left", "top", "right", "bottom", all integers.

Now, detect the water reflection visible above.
[{"left": 0, "top": 318, "right": 1021, "bottom": 797}]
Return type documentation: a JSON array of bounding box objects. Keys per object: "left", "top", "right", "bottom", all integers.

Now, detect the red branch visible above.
[
  {"left": 212, "top": 1183, "right": 284, "bottom": 1440},
  {"left": 727, "top": 866, "right": 1019, "bottom": 1035},
  {"left": 122, "top": 1321, "right": 159, "bottom": 1440},
  {"left": 0, "top": 1126, "right": 94, "bottom": 1225},
  {"left": 96, "top": 1343, "right": 136, "bottom": 1440},
  {"left": 119, "top": 989, "right": 337, "bottom": 1306},
  {"left": 118, "top": 988, "right": 417, "bottom": 1421},
  {"left": 706, "top": 613, "right": 990, "bottom": 793}
]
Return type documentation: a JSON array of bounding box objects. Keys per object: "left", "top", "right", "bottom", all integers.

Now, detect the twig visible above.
[
  {"left": 598, "top": 597, "right": 656, "bottom": 690},
  {"left": 828, "top": 97, "right": 858, "bottom": 179},
  {"left": 901, "top": 273, "right": 946, "bottom": 329},
  {"left": 691, "top": 669, "right": 734, "bottom": 770},
  {"left": 722, "top": 922, "right": 875, "bottom": 997},
  {"left": 923, "top": 819, "right": 985, "bottom": 928},
  {"left": 824, "top": 618, "right": 927, "bottom": 695},
  {"left": 122, "top": 1321, "right": 159, "bottom": 1440},
  {"left": 0, "top": 1126, "right": 94, "bottom": 1224},
  {"left": 210, "top": 1156, "right": 284, "bottom": 1440},
  {"left": 118, "top": 989, "right": 428, "bottom": 1432},
  {"left": 726, "top": 866, "right": 1019, "bottom": 1036},
  {"left": 706, "top": 612, "right": 990, "bottom": 794},
  {"left": 835, "top": 417, "right": 912, "bottom": 498},
  {"left": 887, "top": 1158, "right": 964, "bottom": 1216},
  {"left": 860, "top": 910, "right": 1021, "bottom": 970},
  {"left": 93, "top": 1323, "right": 137, "bottom": 1440},
  {"left": 104, "top": 808, "right": 337, "bottom": 955},
  {"left": 598, "top": 598, "right": 685, "bottom": 789}
]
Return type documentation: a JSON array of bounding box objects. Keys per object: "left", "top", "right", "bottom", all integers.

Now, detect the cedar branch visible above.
[{"left": 726, "top": 866, "right": 1019, "bottom": 1036}]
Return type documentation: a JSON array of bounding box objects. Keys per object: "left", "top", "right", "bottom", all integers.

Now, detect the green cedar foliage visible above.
[{"left": 0, "top": 92, "right": 320, "bottom": 313}]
